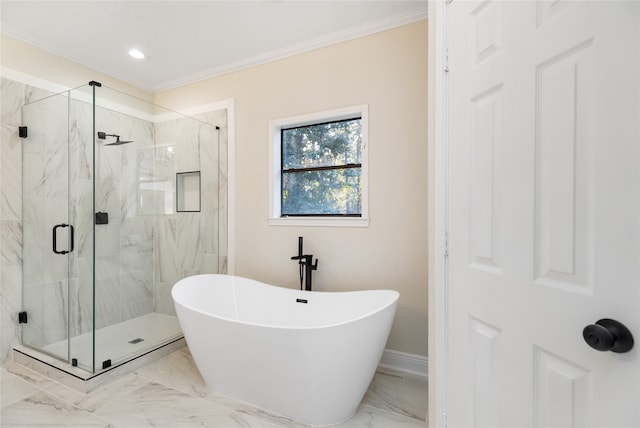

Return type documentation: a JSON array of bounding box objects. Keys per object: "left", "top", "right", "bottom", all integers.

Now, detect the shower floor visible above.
[{"left": 40, "top": 312, "right": 182, "bottom": 372}]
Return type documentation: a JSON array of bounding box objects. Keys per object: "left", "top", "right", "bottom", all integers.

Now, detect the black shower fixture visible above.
[{"left": 97, "top": 131, "right": 134, "bottom": 145}]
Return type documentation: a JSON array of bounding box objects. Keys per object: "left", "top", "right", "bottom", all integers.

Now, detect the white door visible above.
[{"left": 446, "top": 1, "right": 639, "bottom": 426}]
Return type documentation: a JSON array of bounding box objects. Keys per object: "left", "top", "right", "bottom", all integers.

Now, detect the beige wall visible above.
[{"left": 156, "top": 21, "right": 428, "bottom": 356}]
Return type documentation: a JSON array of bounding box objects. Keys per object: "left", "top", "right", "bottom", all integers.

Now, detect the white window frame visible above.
[{"left": 268, "top": 105, "right": 369, "bottom": 227}]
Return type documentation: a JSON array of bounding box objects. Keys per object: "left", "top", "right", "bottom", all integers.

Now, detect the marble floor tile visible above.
[
  {"left": 93, "top": 381, "right": 253, "bottom": 428},
  {"left": 45, "top": 372, "right": 153, "bottom": 414},
  {"left": 1, "top": 391, "right": 113, "bottom": 427},
  {"left": 3, "top": 361, "right": 63, "bottom": 393},
  {"left": 206, "top": 394, "right": 310, "bottom": 428},
  {"left": 363, "top": 368, "right": 428, "bottom": 421},
  {"left": 334, "top": 404, "right": 428, "bottom": 428},
  {"left": 1, "top": 348, "right": 429, "bottom": 428},
  {"left": 133, "top": 346, "right": 209, "bottom": 398},
  {"left": 0, "top": 367, "right": 41, "bottom": 408}
]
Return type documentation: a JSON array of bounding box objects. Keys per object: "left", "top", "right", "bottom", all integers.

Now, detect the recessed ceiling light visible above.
[{"left": 128, "top": 49, "right": 145, "bottom": 59}]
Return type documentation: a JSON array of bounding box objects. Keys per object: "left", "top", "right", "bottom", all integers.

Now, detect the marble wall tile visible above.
[
  {"left": 21, "top": 106, "right": 68, "bottom": 199},
  {"left": 0, "top": 284, "right": 22, "bottom": 359},
  {"left": 96, "top": 144, "right": 122, "bottom": 189},
  {"left": 175, "top": 119, "right": 201, "bottom": 173},
  {"left": 21, "top": 283, "right": 45, "bottom": 348},
  {"left": 66, "top": 278, "right": 82, "bottom": 338},
  {"left": 20, "top": 112, "right": 47, "bottom": 198},
  {"left": 176, "top": 212, "right": 201, "bottom": 271},
  {"left": 121, "top": 298, "right": 154, "bottom": 322},
  {"left": 219, "top": 255, "right": 228, "bottom": 274},
  {"left": 1, "top": 220, "right": 23, "bottom": 358},
  {"left": 73, "top": 178, "right": 94, "bottom": 259},
  {"left": 43, "top": 197, "right": 69, "bottom": 284},
  {"left": 154, "top": 282, "right": 177, "bottom": 316},
  {"left": 152, "top": 142, "right": 176, "bottom": 215},
  {"left": 1, "top": 79, "right": 25, "bottom": 126},
  {"left": 1, "top": 124, "right": 22, "bottom": 221},
  {"left": 121, "top": 213, "right": 154, "bottom": 238},
  {"left": 120, "top": 112, "right": 154, "bottom": 145},
  {"left": 68, "top": 100, "right": 93, "bottom": 183},
  {"left": 8, "top": 203, "right": 37, "bottom": 286},
  {"left": 155, "top": 216, "right": 177, "bottom": 285},
  {"left": 128, "top": 147, "right": 156, "bottom": 217},
  {"left": 41, "top": 280, "right": 70, "bottom": 345},
  {"left": 23, "top": 84, "right": 54, "bottom": 106},
  {"left": 94, "top": 177, "right": 121, "bottom": 257},
  {"left": 74, "top": 256, "right": 95, "bottom": 335},
  {"left": 200, "top": 253, "right": 219, "bottom": 275},
  {"left": 0, "top": 219, "right": 22, "bottom": 272},
  {"left": 94, "top": 255, "right": 124, "bottom": 329},
  {"left": 119, "top": 263, "right": 152, "bottom": 302}
]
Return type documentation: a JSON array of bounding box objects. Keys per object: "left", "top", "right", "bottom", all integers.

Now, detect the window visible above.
[
  {"left": 269, "top": 105, "right": 368, "bottom": 227},
  {"left": 282, "top": 118, "right": 362, "bottom": 216}
]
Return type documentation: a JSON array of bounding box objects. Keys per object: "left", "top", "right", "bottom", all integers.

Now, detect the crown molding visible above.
[{"left": 153, "top": 6, "right": 428, "bottom": 93}]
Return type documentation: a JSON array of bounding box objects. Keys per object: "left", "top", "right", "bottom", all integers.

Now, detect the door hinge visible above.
[
  {"left": 18, "top": 311, "right": 27, "bottom": 324},
  {"left": 18, "top": 126, "right": 27, "bottom": 138},
  {"left": 444, "top": 47, "right": 450, "bottom": 73},
  {"left": 444, "top": 232, "right": 450, "bottom": 257}
]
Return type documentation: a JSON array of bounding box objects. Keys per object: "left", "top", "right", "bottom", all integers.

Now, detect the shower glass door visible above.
[{"left": 21, "top": 83, "right": 97, "bottom": 371}]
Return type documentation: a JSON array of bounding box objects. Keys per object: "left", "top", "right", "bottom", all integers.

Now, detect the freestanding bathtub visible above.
[{"left": 172, "top": 274, "right": 399, "bottom": 426}]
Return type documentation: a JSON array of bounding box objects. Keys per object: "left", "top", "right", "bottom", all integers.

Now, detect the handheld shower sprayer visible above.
[{"left": 290, "top": 236, "right": 318, "bottom": 291}]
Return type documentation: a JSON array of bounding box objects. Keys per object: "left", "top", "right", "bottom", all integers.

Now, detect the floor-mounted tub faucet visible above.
[{"left": 291, "top": 236, "right": 318, "bottom": 291}]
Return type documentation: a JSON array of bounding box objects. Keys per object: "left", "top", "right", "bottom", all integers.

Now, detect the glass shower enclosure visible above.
[{"left": 20, "top": 81, "right": 219, "bottom": 373}]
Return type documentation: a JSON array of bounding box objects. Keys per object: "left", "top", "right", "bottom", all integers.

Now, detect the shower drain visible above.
[{"left": 128, "top": 338, "right": 144, "bottom": 344}]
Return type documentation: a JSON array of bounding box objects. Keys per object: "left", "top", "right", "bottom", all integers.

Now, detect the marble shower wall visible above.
[
  {"left": 0, "top": 77, "right": 228, "bottom": 361},
  {"left": 92, "top": 102, "right": 156, "bottom": 331},
  {"left": 152, "top": 110, "right": 227, "bottom": 315}
]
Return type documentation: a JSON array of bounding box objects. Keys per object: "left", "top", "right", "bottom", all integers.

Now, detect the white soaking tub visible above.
[{"left": 172, "top": 274, "right": 399, "bottom": 426}]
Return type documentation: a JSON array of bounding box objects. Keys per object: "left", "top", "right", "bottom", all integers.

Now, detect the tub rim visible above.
[{"left": 172, "top": 273, "right": 400, "bottom": 331}]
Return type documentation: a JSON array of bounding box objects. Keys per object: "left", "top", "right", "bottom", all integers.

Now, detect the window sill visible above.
[{"left": 268, "top": 217, "right": 369, "bottom": 227}]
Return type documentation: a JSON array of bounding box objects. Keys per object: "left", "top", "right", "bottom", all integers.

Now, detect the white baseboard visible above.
[{"left": 378, "top": 349, "right": 428, "bottom": 378}]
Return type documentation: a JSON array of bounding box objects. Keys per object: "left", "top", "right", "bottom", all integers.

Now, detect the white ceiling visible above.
[{"left": 0, "top": 1, "right": 427, "bottom": 93}]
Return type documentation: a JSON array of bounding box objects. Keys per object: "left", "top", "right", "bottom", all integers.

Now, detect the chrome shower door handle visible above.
[{"left": 52, "top": 223, "right": 74, "bottom": 255}]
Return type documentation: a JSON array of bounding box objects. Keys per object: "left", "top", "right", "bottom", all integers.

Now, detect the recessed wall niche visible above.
[{"left": 176, "top": 171, "right": 201, "bottom": 212}]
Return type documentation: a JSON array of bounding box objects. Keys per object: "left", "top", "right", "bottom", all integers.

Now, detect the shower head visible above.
[
  {"left": 104, "top": 136, "right": 134, "bottom": 146},
  {"left": 97, "top": 132, "right": 134, "bottom": 145}
]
